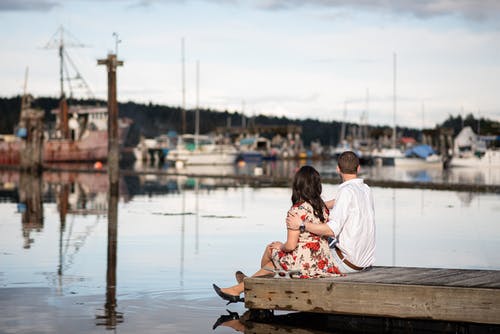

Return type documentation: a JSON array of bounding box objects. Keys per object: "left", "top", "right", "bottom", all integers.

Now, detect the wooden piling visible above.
[
  {"left": 19, "top": 108, "right": 44, "bottom": 173},
  {"left": 97, "top": 53, "right": 123, "bottom": 184}
]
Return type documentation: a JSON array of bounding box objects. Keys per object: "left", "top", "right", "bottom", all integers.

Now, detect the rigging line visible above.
[
  {"left": 62, "top": 58, "right": 74, "bottom": 98},
  {"left": 63, "top": 212, "right": 76, "bottom": 256},
  {"left": 61, "top": 216, "right": 101, "bottom": 273},
  {"left": 63, "top": 49, "right": 95, "bottom": 99}
]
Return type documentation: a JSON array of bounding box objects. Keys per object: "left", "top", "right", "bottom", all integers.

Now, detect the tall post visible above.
[
  {"left": 19, "top": 109, "right": 44, "bottom": 172},
  {"left": 97, "top": 53, "right": 123, "bottom": 184},
  {"left": 96, "top": 52, "right": 124, "bottom": 329}
]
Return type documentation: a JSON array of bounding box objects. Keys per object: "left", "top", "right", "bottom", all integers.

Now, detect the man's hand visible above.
[
  {"left": 286, "top": 212, "right": 302, "bottom": 230},
  {"left": 325, "top": 199, "right": 336, "bottom": 209}
]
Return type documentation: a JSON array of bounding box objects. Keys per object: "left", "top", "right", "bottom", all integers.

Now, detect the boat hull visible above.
[
  {"left": 450, "top": 151, "right": 500, "bottom": 168},
  {"left": 167, "top": 150, "right": 237, "bottom": 165},
  {"left": 0, "top": 126, "right": 129, "bottom": 164}
]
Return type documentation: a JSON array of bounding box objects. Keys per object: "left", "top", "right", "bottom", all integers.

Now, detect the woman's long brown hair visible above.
[{"left": 291, "top": 165, "right": 327, "bottom": 223}]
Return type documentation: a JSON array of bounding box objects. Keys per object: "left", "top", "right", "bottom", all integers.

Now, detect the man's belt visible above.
[{"left": 335, "top": 247, "right": 364, "bottom": 271}]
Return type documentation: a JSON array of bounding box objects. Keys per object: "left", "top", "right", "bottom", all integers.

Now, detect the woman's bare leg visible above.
[{"left": 221, "top": 244, "right": 277, "bottom": 296}]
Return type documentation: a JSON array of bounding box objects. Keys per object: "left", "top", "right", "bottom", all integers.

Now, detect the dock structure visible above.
[{"left": 244, "top": 266, "right": 500, "bottom": 325}]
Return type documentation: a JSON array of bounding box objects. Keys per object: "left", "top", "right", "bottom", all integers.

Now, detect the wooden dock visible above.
[{"left": 244, "top": 266, "right": 500, "bottom": 325}]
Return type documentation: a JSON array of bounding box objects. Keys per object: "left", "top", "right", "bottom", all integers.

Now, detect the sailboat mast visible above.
[
  {"left": 392, "top": 52, "right": 397, "bottom": 149},
  {"left": 195, "top": 60, "right": 199, "bottom": 148},
  {"left": 339, "top": 100, "right": 347, "bottom": 144},
  {"left": 181, "top": 38, "right": 186, "bottom": 134}
]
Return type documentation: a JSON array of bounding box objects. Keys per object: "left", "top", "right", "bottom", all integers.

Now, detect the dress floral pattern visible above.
[{"left": 271, "top": 201, "right": 342, "bottom": 278}]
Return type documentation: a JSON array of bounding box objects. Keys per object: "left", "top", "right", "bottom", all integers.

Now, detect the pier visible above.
[{"left": 244, "top": 266, "right": 500, "bottom": 325}]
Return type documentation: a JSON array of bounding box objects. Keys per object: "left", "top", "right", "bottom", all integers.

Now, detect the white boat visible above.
[
  {"left": 394, "top": 145, "right": 442, "bottom": 168},
  {"left": 450, "top": 126, "right": 500, "bottom": 168},
  {"left": 167, "top": 134, "right": 238, "bottom": 166},
  {"left": 394, "top": 155, "right": 442, "bottom": 168},
  {"left": 450, "top": 150, "right": 500, "bottom": 168}
]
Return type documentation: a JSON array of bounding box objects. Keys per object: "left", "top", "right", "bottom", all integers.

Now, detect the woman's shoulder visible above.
[{"left": 289, "top": 201, "right": 313, "bottom": 212}]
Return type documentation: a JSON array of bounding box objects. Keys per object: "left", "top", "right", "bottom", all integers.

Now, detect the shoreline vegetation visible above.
[{"left": 1, "top": 96, "right": 499, "bottom": 149}]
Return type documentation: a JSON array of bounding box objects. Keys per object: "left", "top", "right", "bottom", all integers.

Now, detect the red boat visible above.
[
  {"left": 0, "top": 27, "right": 131, "bottom": 165},
  {"left": 0, "top": 105, "right": 131, "bottom": 164}
]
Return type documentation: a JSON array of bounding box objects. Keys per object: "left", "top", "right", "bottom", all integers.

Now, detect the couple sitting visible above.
[{"left": 213, "top": 151, "right": 376, "bottom": 304}]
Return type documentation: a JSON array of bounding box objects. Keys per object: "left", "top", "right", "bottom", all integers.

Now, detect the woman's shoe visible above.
[
  {"left": 212, "top": 309, "right": 240, "bottom": 330},
  {"left": 212, "top": 284, "right": 245, "bottom": 305},
  {"left": 235, "top": 270, "right": 247, "bottom": 284}
]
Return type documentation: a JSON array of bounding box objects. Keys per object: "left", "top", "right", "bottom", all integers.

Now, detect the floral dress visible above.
[{"left": 271, "top": 201, "right": 342, "bottom": 278}]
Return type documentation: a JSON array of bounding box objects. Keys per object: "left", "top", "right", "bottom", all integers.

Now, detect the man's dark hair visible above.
[{"left": 338, "top": 151, "right": 359, "bottom": 174}]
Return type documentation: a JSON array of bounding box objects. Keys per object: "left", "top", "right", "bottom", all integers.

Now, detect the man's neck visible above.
[{"left": 341, "top": 173, "right": 357, "bottom": 183}]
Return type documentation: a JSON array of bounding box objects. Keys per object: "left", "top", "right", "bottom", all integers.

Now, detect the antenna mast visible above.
[{"left": 44, "top": 26, "right": 93, "bottom": 99}]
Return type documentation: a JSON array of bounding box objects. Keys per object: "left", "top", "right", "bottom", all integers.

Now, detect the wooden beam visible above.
[{"left": 244, "top": 267, "right": 500, "bottom": 325}]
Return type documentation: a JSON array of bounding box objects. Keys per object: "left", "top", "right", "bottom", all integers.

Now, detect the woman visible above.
[{"left": 213, "top": 165, "right": 341, "bottom": 304}]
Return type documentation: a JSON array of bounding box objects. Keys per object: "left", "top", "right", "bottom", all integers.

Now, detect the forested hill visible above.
[{"left": 1, "top": 96, "right": 498, "bottom": 147}]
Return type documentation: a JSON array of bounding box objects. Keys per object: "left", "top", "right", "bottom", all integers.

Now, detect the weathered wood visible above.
[{"left": 244, "top": 266, "right": 500, "bottom": 325}]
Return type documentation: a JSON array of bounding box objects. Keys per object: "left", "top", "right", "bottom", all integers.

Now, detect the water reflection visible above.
[
  {"left": 133, "top": 158, "right": 500, "bottom": 186},
  {"left": 95, "top": 181, "right": 124, "bottom": 329},
  {"left": 18, "top": 172, "right": 44, "bottom": 248},
  {"left": 1, "top": 165, "right": 499, "bottom": 333},
  {"left": 210, "top": 310, "right": 500, "bottom": 333}
]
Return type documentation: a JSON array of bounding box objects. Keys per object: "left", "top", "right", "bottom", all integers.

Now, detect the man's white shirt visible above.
[{"left": 326, "top": 178, "right": 375, "bottom": 268}]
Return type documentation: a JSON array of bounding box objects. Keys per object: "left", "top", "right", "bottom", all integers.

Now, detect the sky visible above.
[{"left": 1, "top": 0, "right": 500, "bottom": 129}]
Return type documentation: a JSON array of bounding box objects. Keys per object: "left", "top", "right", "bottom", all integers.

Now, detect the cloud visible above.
[
  {"left": 253, "top": 0, "right": 500, "bottom": 22},
  {"left": 0, "top": 0, "right": 59, "bottom": 11}
]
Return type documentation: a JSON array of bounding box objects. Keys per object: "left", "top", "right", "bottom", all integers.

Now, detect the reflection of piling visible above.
[
  {"left": 19, "top": 108, "right": 44, "bottom": 173},
  {"left": 18, "top": 172, "right": 43, "bottom": 249}
]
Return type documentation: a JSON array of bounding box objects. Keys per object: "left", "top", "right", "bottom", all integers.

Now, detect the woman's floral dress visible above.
[{"left": 271, "top": 201, "right": 341, "bottom": 278}]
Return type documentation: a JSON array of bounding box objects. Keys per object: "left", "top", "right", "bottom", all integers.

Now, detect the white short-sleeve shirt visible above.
[{"left": 326, "top": 178, "right": 375, "bottom": 268}]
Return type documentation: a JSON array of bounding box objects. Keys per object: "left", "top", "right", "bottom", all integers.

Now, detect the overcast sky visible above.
[{"left": 1, "top": 0, "right": 500, "bottom": 128}]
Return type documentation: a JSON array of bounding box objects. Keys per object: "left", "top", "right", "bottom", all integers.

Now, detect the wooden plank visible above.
[
  {"left": 445, "top": 271, "right": 500, "bottom": 288},
  {"left": 328, "top": 267, "right": 500, "bottom": 288},
  {"left": 244, "top": 274, "right": 500, "bottom": 324}
]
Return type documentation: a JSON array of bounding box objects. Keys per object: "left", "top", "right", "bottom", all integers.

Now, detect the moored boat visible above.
[{"left": 167, "top": 134, "right": 238, "bottom": 166}]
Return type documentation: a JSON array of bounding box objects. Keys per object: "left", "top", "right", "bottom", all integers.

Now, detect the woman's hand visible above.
[{"left": 268, "top": 241, "right": 283, "bottom": 250}]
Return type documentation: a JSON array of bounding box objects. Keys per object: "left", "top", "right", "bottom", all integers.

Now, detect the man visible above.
[{"left": 286, "top": 151, "right": 375, "bottom": 273}]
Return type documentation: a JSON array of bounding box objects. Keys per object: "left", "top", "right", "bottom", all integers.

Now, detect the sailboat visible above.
[
  {"left": 0, "top": 27, "right": 131, "bottom": 164},
  {"left": 166, "top": 57, "right": 237, "bottom": 166}
]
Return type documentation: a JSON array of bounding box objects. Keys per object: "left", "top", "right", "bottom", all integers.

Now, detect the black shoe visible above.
[
  {"left": 212, "top": 284, "right": 245, "bottom": 305},
  {"left": 212, "top": 309, "right": 240, "bottom": 330},
  {"left": 235, "top": 270, "right": 247, "bottom": 284}
]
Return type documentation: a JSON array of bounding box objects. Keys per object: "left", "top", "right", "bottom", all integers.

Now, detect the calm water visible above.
[{"left": 1, "top": 161, "right": 500, "bottom": 333}]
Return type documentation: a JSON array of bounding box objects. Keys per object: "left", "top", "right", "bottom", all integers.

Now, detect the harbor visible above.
[{"left": 2, "top": 2, "right": 500, "bottom": 333}]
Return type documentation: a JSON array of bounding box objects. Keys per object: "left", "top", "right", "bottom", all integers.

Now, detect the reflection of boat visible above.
[{"left": 167, "top": 134, "right": 238, "bottom": 165}]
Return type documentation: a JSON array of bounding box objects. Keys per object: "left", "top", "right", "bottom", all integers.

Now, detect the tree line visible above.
[{"left": 1, "top": 96, "right": 498, "bottom": 147}]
